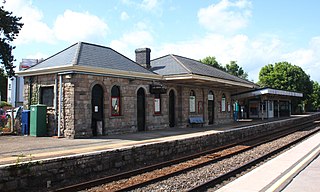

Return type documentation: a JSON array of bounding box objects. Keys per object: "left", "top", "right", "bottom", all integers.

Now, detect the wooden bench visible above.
[{"left": 189, "top": 116, "right": 204, "bottom": 127}]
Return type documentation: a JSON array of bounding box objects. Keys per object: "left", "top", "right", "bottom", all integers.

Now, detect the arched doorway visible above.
[
  {"left": 137, "top": 88, "right": 146, "bottom": 131},
  {"left": 208, "top": 91, "right": 214, "bottom": 124},
  {"left": 169, "top": 90, "right": 175, "bottom": 127},
  {"left": 91, "top": 84, "right": 104, "bottom": 136}
]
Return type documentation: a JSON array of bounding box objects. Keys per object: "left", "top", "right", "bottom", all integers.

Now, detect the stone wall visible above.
[
  {"left": 23, "top": 73, "right": 237, "bottom": 138},
  {"left": 1, "top": 114, "right": 319, "bottom": 192},
  {"left": 23, "top": 75, "right": 58, "bottom": 136}
]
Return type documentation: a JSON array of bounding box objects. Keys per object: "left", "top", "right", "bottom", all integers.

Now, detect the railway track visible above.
[
  {"left": 187, "top": 125, "right": 320, "bottom": 191},
  {"left": 54, "top": 118, "right": 320, "bottom": 192}
]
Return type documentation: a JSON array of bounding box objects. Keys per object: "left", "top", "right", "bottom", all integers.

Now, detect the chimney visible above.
[{"left": 135, "top": 48, "right": 151, "bottom": 69}]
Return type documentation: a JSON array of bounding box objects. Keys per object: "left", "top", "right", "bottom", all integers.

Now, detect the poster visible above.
[
  {"left": 111, "top": 97, "right": 120, "bottom": 115},
  {"left": 154, "top": 98, "right": 161, "bottom": 113},
  {"left": 190, "top": 96, "right": 196, "bottom": 112}
]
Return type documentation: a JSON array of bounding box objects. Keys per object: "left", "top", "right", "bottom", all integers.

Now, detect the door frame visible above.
[
  {"left": 169, "top": 89, "right": 175, "bottom": 127},
  {"left": 91, "top": 84, "right": 104, "bottom": 136},
  {"left": 208, "top": 90, "right": 214, "bottom": 124},
  {"left": 137, "top": 87, "right": 146, "bottom": 131}
]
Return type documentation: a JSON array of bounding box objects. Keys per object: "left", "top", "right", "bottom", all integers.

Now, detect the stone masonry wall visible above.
[
  {"left": 23, "top": 75, "right": 58, "bottom": 136},
  {"left": 1, "top": 114, "right": 319, "bottom": 191},
  {"left": 72, "top": 74, "right": 170, "bottom": 138},
  {"left": 23, "top": 74, "right": 238, "bottom": 138}
]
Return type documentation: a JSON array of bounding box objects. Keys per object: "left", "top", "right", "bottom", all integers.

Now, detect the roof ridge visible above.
[
  {"left": 73, "top": 41, "right": 83, "bottom": 65},
  {"left": 30, "top": 42, "right": 79, "bottom": 68},
  {"left": 170, "top": 54, "right": 192, "bottom": 73},
  {"left": 176, "top": 54, "right": 256, "bottom": 85}
]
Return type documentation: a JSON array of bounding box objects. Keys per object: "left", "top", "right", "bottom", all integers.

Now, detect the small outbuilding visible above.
[{"left": 231, "top": 87, "right": 303, "bottom": 119}]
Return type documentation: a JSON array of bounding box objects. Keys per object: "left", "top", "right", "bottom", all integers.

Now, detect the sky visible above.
[{"left": 3, "top": 0, "right": 320, "bottom": 83}]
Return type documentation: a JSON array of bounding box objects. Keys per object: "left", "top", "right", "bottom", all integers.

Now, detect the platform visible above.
[
  {"left": 1, "top": 114, "right": 319, "bottom": 192},
  {"left": 1, "top": 116, "right": 301, "bottom": 166},
  {"left": 216, "top": 131, "right": 320, "bottom": 192},
  {"left": 0, "top": 119, "right": 267, "bottom": 165}
]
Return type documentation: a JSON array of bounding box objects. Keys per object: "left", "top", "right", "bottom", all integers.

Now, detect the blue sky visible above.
[{"left": 4, "top": 0, "right": 320, "bottom": 82}]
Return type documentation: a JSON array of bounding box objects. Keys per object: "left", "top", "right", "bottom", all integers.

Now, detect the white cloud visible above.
[
  {"left": 4, "top": 1, "right": 109, "bottom": 45},
  {"left": 4, "top": 0, "right": 55, "bottom": 44},
  {"left": 153, "top": 33, "right": 285, "bottom": 82},
  {"left": 121, "top": 0, "right": 162, "bottom": 15},
  {"left": 198, "top": 0, "right": 252, "bottom": 33},
  {"left": 26, "top": 52, "right": 48, "bottom": 60},
  {"left": 53, "top": 10, "right": 109, "bottom": 43},
  {"left": 281, "top": 36, "right": 320, "bottom": 82},
  {"left": 120, "top": 11, "right": 129, "bottom": 21},
  {"left": 110, "top": 25, "right": 154, "bottom": 59},
  {"left": 141, "top": 0, "right": 159, "bottom": 10},
  {"left": 154, "top": 33, "right": 320, "bottom": 83}
]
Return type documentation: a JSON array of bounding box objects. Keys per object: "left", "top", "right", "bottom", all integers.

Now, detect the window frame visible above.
[
  {"left": 189, "top": 90, "right": 196, "bottom": 113},
  {"left": 40, "top": 86, "right": 54, "bottom": 107},
  {"left": 111, "top": 85, "right": 121, "bottom": 116},
  {"left": 221, "top": 93, "right": 226, "bottom": 112}
]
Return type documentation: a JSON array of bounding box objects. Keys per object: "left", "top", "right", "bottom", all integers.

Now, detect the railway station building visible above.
[{"left": 17, "top": 42, "right": 302, "bottom": 138}]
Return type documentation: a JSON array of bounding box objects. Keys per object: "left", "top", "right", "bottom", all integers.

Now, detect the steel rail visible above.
[
  {"left": 53, "top": 118, "right": 317, "bottom": 192},
  {"left": 186, "top": 124, "right": 320, "bottom": 191}
]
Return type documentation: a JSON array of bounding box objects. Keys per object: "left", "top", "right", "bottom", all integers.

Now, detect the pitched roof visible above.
[
  {"left": 150, "top": 54, "right": 255, "bottom": 85},
  {"left": 24, "top": 42, "right": 156, "bottom": 75}
]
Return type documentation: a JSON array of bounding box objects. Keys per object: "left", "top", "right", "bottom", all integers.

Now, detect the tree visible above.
[
  {"left": 310, "top": 81, "right": 320, "bottom": 111},
  {"left": 200, "top": 56, "right": 249, "bottom": 80},
  {"left": 258, "top": 61, "right": 313, "bottom": 112},
  {"left": 226, "top": 61, "right": 248, "bottom": 80},
  {"left": 0, "top": 4, "right": 23, "bottom": 77},
  {"left": 200, "top": 56, "right": 226, "bottom": 71}
]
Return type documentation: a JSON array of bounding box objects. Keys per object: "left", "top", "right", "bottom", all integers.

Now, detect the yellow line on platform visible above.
[{"left": 265, "top": 144, "right": 320, "bottom": 192}]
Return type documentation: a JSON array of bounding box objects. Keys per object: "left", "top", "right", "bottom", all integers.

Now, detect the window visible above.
[
  {"left": 154, "top": 93, "right": 161, "bottom": 114},
  {"left": 189, "top": 90, "right": 196, "bottom": 113},
  {"left": 269, "top": 101, "right": 273, "bottom": 111},
  {"left": 221, "top": 93, "right": 226, "bottom": 112},
  {"left": 111, "top": 85, "right": 121, "bottom": 116},
  {"left": 40, "top": 87, "right": 54, "bottom": 107}
]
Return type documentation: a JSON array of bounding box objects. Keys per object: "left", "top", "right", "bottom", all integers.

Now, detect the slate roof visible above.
[
  {"left": 150, "top": 54, "right": 255, "bottom": 85},
  {"left": 27, "top": 42, "right": 156, "bottom": 75}
]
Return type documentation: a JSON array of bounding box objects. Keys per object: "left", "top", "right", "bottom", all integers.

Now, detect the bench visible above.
[{"left": 189, "top": 116, "right": 204, "bottom": 127}]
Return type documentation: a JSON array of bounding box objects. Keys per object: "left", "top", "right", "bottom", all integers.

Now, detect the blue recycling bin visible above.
[{"left": 22, "top": 110, "right": 30, "bottom": 135}]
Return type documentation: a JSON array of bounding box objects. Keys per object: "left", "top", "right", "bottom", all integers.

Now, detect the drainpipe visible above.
[
  {"left": 278, "top": 99, "right": 280, "bottom": 118},
  {"left": 29, "top": 77, "right": 33, "bottom": 109},
  {"left": 202, "top": 88, "right": 205, "bottom": 124},
  {"left": 54, "top": 74, "right": 58, "bottom": 135},
  {"left": 58, "top": 75, "right": 63, "bottom": 137}
]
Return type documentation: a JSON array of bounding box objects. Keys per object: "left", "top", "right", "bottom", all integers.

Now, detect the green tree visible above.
[
  {"left": 311, "top": 81, "right": 320, "bottom": 111},
  {"left": 0, "top": 4, "right": 23, "bottom": 77},
  {"left": 200, "top": 56, "right": 226, "bottom": 71},
  {"left": 226, "top": 61, "right": 248, "bottom": 80},
  {"left": 258, "top": 61, "right": 313, "bottom": 112}
]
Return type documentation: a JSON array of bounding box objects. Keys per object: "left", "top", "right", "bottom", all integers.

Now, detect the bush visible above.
[{"left": 0, "top": 101, "right": 12, "bottom": 108}]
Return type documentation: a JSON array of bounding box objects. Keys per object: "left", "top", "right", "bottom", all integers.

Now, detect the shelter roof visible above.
[{"left": 231, "top": 87, "right": 303, "bottom": 100}]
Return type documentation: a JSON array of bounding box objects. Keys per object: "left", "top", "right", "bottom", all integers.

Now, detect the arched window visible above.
[
  {"left": 189, "top": 90, "right": 196, "bottom": 113},
  {"left": 154, "top": 93, "right": 161, "bottom": 114},
  {"left": 111, "top": 85, "right": 121, "bottom": 116},
  {"left": 221, "top": 93, "right": 226, "bottom": 112}
]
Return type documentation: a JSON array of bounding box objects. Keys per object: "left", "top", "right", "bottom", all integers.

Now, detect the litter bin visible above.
[
  {"left": 21, "top": 110, "right": 30, "bottom": 135},
  {"left": 30, "top": 104, "right": 47, "bottom": 136}
]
